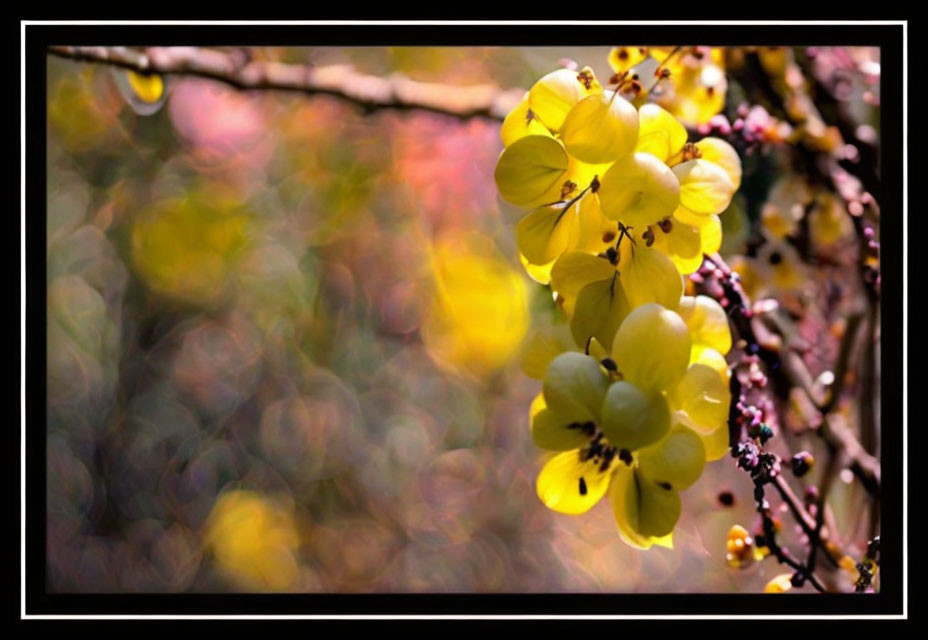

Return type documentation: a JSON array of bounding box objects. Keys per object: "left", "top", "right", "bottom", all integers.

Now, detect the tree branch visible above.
[
  {"left": 47, "top": 45, "right": 523, "bottom": 121},
  {"left": 706, "top": 253, "right": 880, "bottom": 496}
]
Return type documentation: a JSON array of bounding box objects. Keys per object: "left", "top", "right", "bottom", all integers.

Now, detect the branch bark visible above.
[{"left": 48, "top": 45, "right": 523, "bottom": 121}]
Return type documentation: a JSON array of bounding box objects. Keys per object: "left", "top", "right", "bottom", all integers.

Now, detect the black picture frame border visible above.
[{"left": 21, "top": 19, "right": 907, "bottom": 619}]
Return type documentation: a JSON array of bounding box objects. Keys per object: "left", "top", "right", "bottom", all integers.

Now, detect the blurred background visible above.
[{"left": 45, "top": 45, "right": 881, "bottom": 593}]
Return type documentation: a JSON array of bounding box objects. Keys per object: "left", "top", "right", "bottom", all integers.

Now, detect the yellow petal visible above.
[
  {"left": 537, "top": 450, "right": 613, "bottom": 515},
  {"left": 495, "top": 135, "right": 569, "bottom": 208},
  {"left": 699, "top": 421, "right": 730, "bottom": 462},
  {"left": 673, "top": 159, "right": 736, "bottom": 216},
  {"left": 611, "top": 465, "right": 682, "bottom": 539},
  {"left": 758, "top": 241, "right": 805, "bottom": 291},
  {"left": 529, "top": 68, "right": 602, "bottom": 132},
  {"left": 637, "top": 424, "right": 706, "bottom": 490},
  {"left": 587, "top": 336, "right": 609, "bottom": 362},
  {"left": 677, "top": 295, "right": 732, "bottom": 355},
  {"left": 600, "top": 381, "right": 672, "bottom": 451},
  {"left": 516, "top": 203, "right": 578, "bottom": 266},
  {"left": 619, "top": 245, "right": 684, "bottom": 310},
  {"left": 571, "top": 194, "right": 620, "bottom": 255},
  {"left": 695, "top": 137, "right": 742, "bottom": 190},
  {"left": 700, "top": 215, "right": 723, "bottom": 254},
  {"left": 609, "top": 47, "right": 649, "bottom": 73},
  {"left": 532, "top": 407, "right": 591, "bottom": 451},
  {"left": 561, "top": 92, "right": 639, "bottom": 164},
  {"left": 501, "top": 93, "right": 553, "bottom": 147},
  {"left": 203, "top": 490, "right": 301, "bottom": 590},
  {"left": 691, "top": 345, "right": 731, "bottom": 383},
  {"left": 650, "top": 216, "right": 704, "bottom": 275},
  {"left": 424, "top": 232, "right": 529, "bottom": 378},
  {"left": 808, "top": 193, "right": 853, "bottom": 247},
  {"left": 672, "top": 204, "right": 714, "bottom": 228},
  {"left": 611, "top": 303, "right": 691, "bottom": 394},
  {"left": 550, "top": 251, "right": 616, "bottom": 316},
  {"left": 666, "top": 64, "right": 727, "bottom": 127},
  {"left": 570, "top": 277, "right": 631, "bottom": 352},
  {"left": 563, "top": 155, "right": 614, "bottom": 195},
  {"left": 764, "top": 574, "right": 794, "bottom": 593},
  {"left": 127, "top": 70, "right": 164, "bottom": 103},
  {"left": 521, "top": 253, "right": 555, "bottom": 285},
  {"left": 521, "top": 328, "right": 574, "bottom": 380},
  {"left": 670, "top": 363, "right": 731, "bottom": 434},
  {"left": 636, "top": 103, "right": 688, "bottom": 163},
  {"left": 543, "top": 352, "right": 609, "bottom": 425},
  {"left": 598, "top": 152, "right": 681, "bottom": 228},
  {"left": 529, "top": 391, "right": 547, "bottom": 422},
  {"left": 650, "top": 47, "right": 686, "bottom": 75},
  {"left": 761, "top": 203, "right": 798, "bottom": 240}
]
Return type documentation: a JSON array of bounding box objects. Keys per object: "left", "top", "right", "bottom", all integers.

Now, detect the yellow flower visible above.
[
  {"left": 756, "top": 241, "right": 806, "bottom": 294},
  {"left": 422, "top": 231, "right": 529, "bottom": 380},
  {"left": 516, "top": 187, "right": 617, "bottom": 270},
  {"left": 619, "top": 105, "right": 739, "bottom": 273},
  {"left": 652, "top": 47, "right": 728, "bottom": 126},
  {"left": 510, "top": 57, "right": 741, "bottom": 552},
  {"left": 608, "top": 47, "right": 650, "bottom": 74},
  {"left": 677, "top": 295, "right": 733, "bottom": 360},
  {"left": 649, "top": 210, "right": 723, "bottom": 275},
  {"left": 533, "top": 304, "right": 726, "bottom": 549},
  {"left": 528, "top": 67, "right": 603, "bottom": 132},
  {"left": 725, "top": 524, "right": 755, "bottom": 568},
  {"left": 499, "top": 72, "right": 740, "bottom": 288},
  {"left": 202, "top": 490, "right": 302, "bottom": 591},
  {"left": 764, "top": 573, "right": 795, "bottom": 593},
  {"left": 500, "top": 92, "right": 553, "bottom": 147},
  {"left": 126, "top": 70, "right": 165, "bottom": 104},
  {"left": 547, "top": 240, "right": 685, "bottom": 352}
]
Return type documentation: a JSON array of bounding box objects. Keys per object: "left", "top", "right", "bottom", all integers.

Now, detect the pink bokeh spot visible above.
[{"left": 169, "top": 78, "right": 269, "bottom": 164}]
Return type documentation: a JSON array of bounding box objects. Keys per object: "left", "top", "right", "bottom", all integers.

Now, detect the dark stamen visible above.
[{"left": 642, "top": 227, "right": 655, "bottom": 247}]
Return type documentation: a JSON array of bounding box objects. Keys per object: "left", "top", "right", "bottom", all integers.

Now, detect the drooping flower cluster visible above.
[{"left": 496, "top": 62, "right": 742, "bottom": 549}]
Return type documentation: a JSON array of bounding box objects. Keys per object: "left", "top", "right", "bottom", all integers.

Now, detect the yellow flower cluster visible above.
[
  {"left": 497, "top": 62, "right": 742, "bottom": 549},
  {"left": 610, "top": 46, "right": 728, "bottom": 127}
]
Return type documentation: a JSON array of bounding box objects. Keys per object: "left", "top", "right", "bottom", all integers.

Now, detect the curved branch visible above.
[{"left": 47, "top": 45, "right": 523, "bottom": 121}]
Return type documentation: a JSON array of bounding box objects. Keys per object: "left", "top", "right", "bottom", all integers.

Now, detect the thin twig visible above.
[
  {"left": 705, "top": 252, "right": 880, "bottom": 496},
  {"left": 47, "top": 45, "right": 523, "bottom": 121},
  {"left": 755, "top": 477, "right": 827, "bottom": 592}
]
